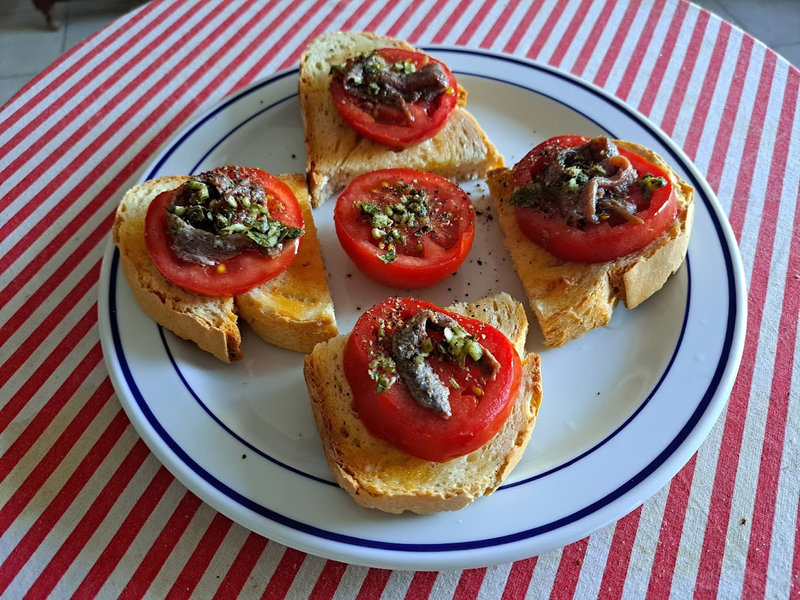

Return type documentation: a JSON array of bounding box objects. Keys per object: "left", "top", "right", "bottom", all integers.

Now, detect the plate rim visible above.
[{"left": 98, "top": 46, "right": 747, "bottom": 569}]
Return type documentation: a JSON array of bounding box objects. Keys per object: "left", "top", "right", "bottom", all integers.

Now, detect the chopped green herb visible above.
[
  {"left": 589, "top": 164, "right": 607, "bottom": 176},
  {"left": 378, "top": 246, "right": 397, "bottom": 263},
  {"left": 246, "top": 221, "right": 303, "bottom": 249},
  {"left": 509, "top": 182, "right": 545, "bottom": 207},
  {"left": 637, "top": 173, "right": 667, "bottom": 200},
  {"left": 368, "top": 353, "right": 397, "bottom": 393},
  {"left": 391, "top": 59, "right": 416, "bottom": 74},
  {"left": 357, "top": 182, "right": 431, "bottom": 264},
  {"left": 184, "top": 179, "right": 210, "bottom": 201},
  {"left": 439, "top": 323, "right": 484, "bottom": 368},
  {"left": 376, "top": 318, "right": 387, "bottom": 340}
]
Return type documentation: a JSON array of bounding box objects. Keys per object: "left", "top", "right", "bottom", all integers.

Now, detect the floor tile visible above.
[
  {"left": 691, "top": 0, "right": 740, "bottom": 27},
  {"left": 63, "top": 1, "right": 145, "bottom": 52},
  {"left": 719, "top": 0, "right": 800, "bottom": 48},
  {"left": 0, "top": 73, "right": 35, "bottom": 107},
  {"left": 5, "top": 0, "right": 49, "bottom": 16},
  {"left": 0, "top": 9, "right": 66, "bottom": 78},
  {"left": 63, "top": 13, "right": 122, "bottom": 53},
  {"left": 692, "top": 0, "right": 798, "bottom": 67},
  {"left": 773, "top": 43, "right": 800, "bottom": 69}
]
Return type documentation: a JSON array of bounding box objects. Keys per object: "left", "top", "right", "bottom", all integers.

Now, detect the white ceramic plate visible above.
[{"left": 98, "top": 48, "right": 746, "bottom": 570}]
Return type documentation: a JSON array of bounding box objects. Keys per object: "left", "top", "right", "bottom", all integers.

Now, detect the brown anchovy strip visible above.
[
  {"left": 576, "top": 138, "right": 639, "bottom": 224},
  {"left": 515, "top": 136, "right": 642, "bottom": 227},
  {"left": 167, "top": 213, "right": 255, "bottom": 265},
  {"left": 168, "top": 170, "right": 269, "bottom": 265},
  {"left": 391, "top": 309, "right": 500, "bottom": 418},
  {"left": 342, "top": 54, "right": 449, "bottom": 122}
]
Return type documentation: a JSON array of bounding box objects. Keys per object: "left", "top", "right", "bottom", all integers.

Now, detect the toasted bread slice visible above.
[
  {"left": 112, "top": 173, "right": 337, "bottom": 362},
  {"left": 303, "top": 292, "right": 542, "bottom": 514},
  {"left": 299, "top": 31, "right": 504, "bottom": 206},
  {"left": 488, "top": 139, "right": 695, "bottom": 347},
  {"left": 236, "top": 174, "right": 339, "bottom": 353}
]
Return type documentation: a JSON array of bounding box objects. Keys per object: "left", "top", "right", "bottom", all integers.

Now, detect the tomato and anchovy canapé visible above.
[
  {"left": 509, "top": 135, "right": 677, "bottom": 263},
  {"left": 329, "top": 48, "right": 459, "bottom": 148},
  {"left": 145, "top": 166, "right": 304, "bottom": 296},
  {"left": 344, "top": 297, "right": 521, "bottom": 462}
]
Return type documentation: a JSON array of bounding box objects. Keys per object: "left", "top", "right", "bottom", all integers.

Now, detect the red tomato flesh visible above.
[
  {"left": 512, "top": 135, "right": 678, "bottom": 263},
  {"left": 334, "top": 168, "right": 475, "bottom": 289},
  {"left": 329, "top": 48, "right": 459, "bottom": 149},
  {"left": 344, "top": 297, "right": 522, "bottom": 462},
  {"left": 144, "top": 166, "right": 303, "bottom": 297}
]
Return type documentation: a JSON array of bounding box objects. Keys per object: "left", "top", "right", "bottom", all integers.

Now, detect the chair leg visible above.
[{"left": 32, "top": 0, "right": 61, "bottom": 30}]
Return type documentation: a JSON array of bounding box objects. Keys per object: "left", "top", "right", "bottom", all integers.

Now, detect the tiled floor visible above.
[
  {"left": 0, "top": 0, "right": 146, "bottom": 106},
  {"left": 1, "top": 0, "right": 799, "bottom": 107}
]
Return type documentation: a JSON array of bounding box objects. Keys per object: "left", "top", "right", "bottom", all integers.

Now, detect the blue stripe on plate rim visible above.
[{"left": 107, "top": 48, "right": 742, "bottom": 553}]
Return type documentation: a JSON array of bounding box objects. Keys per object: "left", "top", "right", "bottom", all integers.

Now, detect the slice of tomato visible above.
[
  {"left": 334, "top": 168, "right": 475, "bottom": 288},
  {"left": 144, "top": 166, "right": 303, "bottom": 297},
  {"left": 329, "top": 48, "right": 459, "bottom": 149},
  {"left": 512, "top": 136, "right": 678, "bottom": 263},
  {"left": 344, "top": 297, "right": 522, "bottom": 462}
]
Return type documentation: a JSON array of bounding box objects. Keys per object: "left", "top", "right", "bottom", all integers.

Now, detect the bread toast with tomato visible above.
[
  {"left": 303, "top": 292, "right": 542, "bottom": 514},
  {"left": 298, "top": 31, "right": 504, "bottom": 207},
  {"left": 112, "top": 173, "right": 337, "bottom": 362},
  {"left": 488, "top": 139, "right": 694, "bottom": 347}
]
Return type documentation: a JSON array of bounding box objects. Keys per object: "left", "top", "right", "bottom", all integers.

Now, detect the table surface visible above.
[{"left": 1, "top": 0, "right": 798, "bottom": 598}]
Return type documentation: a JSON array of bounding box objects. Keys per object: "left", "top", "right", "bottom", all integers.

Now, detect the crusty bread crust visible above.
[
  {"left": 112, "top": 172, "right": 337, "bottom": 362},
  {"left": 299, "top": 31, "right": 504, "bottom": 206},
  {"left": 303, "top": 292, "right": 542, "bottom": 514},
  {"left": 488, "top": 139, "right": 695, "bottom": 347}
]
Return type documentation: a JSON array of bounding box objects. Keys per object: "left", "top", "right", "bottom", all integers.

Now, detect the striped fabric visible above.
[{"left": 1, "top": 0, "right": 797, "bottom": 597}]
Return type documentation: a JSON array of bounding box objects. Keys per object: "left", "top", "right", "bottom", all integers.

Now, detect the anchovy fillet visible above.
[
  {"left": 343, "top": 58, "right": 449, "bottom": 122},
  {"left": 392, "top": 309, "right": 453, "bottom": 417},
  {"left": 391, "top": 309, "right": 501, "bottom": 418}
]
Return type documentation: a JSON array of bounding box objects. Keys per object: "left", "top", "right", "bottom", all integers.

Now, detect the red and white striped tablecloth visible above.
[{"left": 1, "top": 0, "right": 798, "bottom": 597}]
